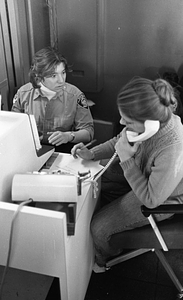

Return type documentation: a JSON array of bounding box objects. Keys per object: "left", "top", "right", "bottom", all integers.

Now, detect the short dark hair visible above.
[{"left": 29, "top": 46, "right": 70, "bottom": 88}]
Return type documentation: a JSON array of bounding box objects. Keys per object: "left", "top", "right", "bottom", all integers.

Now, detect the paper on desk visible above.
[{"left": 55, "top": 153, "right": 103, "bottom": 178}]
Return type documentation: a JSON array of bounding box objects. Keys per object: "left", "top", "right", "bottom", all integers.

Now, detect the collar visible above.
[
  {"left": 33, "top": 85, "right": 66, "bottom": 101},
  {"left": 40, "top": 82, "right": 56, "bottom": 100}
]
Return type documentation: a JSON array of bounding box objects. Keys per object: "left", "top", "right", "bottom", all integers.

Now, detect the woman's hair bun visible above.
[{"left": 152, "top": 79, "right": 175, "bottom": 107}]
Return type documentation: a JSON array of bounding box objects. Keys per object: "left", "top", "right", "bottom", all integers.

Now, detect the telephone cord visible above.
[{"left": 92, "top": 151, "right": 118, "bottom": 198}]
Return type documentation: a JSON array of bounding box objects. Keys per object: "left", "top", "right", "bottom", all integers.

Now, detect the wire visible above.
[
  {"left": 94, "top": 151, "right": 118, "bottom": 182},
  {"left": 0, "top": 199, "right": 33, "bottom": 300},
  {"left": 92, "top": 151, "right": 118, "bottom": 198}
]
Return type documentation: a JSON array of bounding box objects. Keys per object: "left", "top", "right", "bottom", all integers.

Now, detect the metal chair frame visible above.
[{"left": 106, "top": 204, "right": 183, "bottom": 299}]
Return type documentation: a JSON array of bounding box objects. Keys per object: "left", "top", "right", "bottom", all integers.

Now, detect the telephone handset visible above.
[{"left": 126, "top": 120, "right": 160, "bottom": 143}]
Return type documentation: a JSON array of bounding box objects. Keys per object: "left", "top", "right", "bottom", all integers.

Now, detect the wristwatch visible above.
[{"left": 70, "top": 131, "right": 75, "bottom": 142}]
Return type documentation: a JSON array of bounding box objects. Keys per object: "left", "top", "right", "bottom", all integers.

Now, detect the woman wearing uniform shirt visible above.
[{"left": 11, "top": 46, "right": 94, "bottom": 153}]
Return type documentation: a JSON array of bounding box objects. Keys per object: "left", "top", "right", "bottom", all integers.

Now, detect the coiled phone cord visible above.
[{"left": 92, "top": 151, "right": 118, "bottom": 198}]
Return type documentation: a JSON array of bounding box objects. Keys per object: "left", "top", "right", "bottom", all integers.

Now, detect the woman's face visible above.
[
  {"left": 42, "top": 62, "right": 66, "bottom": 92},
  {"left": 119, "top": 111, "right": 145, "bottom": 133}
]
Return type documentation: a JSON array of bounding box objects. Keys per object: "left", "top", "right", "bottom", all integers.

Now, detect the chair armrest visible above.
[{"left": 141, "top": 204, "right": 183, "bottom": 217}]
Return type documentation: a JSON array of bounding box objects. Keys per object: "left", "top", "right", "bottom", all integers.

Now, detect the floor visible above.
[
  {"left": 0, "top": 265, "right": 53, "bottom": 300},
  {"left": 46, "top": 250, "right": 183, "bottom": 300}
]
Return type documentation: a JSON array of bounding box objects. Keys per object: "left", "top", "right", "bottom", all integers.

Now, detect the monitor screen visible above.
[{"left": 0, "top": 111, "right": 54, "bottom": 202}]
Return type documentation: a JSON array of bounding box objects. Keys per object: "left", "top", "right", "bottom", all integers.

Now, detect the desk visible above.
[{"left": 0, "top": 176, "right": 100, "bottom": 300}]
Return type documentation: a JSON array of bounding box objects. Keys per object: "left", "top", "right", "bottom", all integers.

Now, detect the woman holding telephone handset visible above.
[{"left": 71, "top": 77, "right": 183, "bottom": 273}]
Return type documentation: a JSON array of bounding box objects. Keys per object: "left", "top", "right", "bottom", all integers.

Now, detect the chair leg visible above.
[
  {"left": 155, "top": 249, "right": 183, "bottom": 294},
  {"left": 106, "top": 248, "right": 183, "bottom": 297},
  {"left": 106, "top": 249, "right": 151, "bottom": 268}
]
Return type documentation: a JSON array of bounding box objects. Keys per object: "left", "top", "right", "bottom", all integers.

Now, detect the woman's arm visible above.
[
  {"left": 120, "top": 145, "right": 183, "bottom": 208},
  {"left": 74, "top": 93, "right": 94, "bottom": 141},
  {"left": 48, "top": 128, "right": 91, "bottom": 146},
  {"left": 11, "top": 89, "right": 23, "bottom": 112}
]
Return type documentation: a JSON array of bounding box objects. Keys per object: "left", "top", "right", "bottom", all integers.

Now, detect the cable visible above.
[
  {"left": 92, "top": 151, "right": 118, "bottom": 198},
  {"left": 94, "top": 151, "right": 118, "bottom": 182},
  {"left": 0, "top": 199, "right": 33, "bottom": 300}
]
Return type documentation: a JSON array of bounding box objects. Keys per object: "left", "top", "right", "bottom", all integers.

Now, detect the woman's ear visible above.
[
  {"left": 35, "top": 75, "right": 41, "bottom": 82},
  {"left": 35, "top": 75, "right": 42, "bottom": 87}
]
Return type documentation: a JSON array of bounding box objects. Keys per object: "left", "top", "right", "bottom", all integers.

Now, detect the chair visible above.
[{"left": 106, "top": 204, "right": 183, "bottom": 300}]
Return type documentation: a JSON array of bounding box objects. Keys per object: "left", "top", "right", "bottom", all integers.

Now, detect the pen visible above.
[{"left": 81, "top": 139, "right": 97, "bottom": 150}]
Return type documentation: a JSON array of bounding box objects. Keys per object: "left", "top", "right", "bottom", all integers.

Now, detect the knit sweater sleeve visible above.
[
  {"left": 120, "top": 143, "right": 183, "bottom": 208},
  {"left": 91, "top": 136, "right": 118, "bottom": 161}
]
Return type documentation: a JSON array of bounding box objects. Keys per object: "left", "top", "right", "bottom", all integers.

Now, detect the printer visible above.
[{"left": 0, "top": 111, "right": 87, "bottom": 235}]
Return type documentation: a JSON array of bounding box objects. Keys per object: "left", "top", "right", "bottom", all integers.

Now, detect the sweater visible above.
[{"left": 92, "top": 115, "right": 183, "bottom": 208}]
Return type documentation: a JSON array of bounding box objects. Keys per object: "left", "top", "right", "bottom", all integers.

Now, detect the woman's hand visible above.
[
  {"left": 71, "top": 143, "right": 94, "bottom": 160},
  {"left": 115, "top": 128, "right": 141, "bottom": 163},
  {"left": 48, "top": 131, "right": 71, "bottom": 146}
]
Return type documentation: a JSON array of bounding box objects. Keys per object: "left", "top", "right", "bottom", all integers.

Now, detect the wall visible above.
[
  {"left": 0, "top": 0, "right": 15, "bottom": 110},
  {"left": 86, "top": 0, "right": 183, "bottom": 130},
  {"left": 0, "top": 22, "right": 9, "bottom": 110},
  {"left": 56, "top": 0, "right": 104, "bottom": 93},
  {"left": 1, "top": 0, "right": 51, "bottom": 110},
  {"left": 2, "top": 0, "right": 183, "bottom": 124},
  {"left": 26, "top": 0, "right": 51, "bottom": 55}
]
